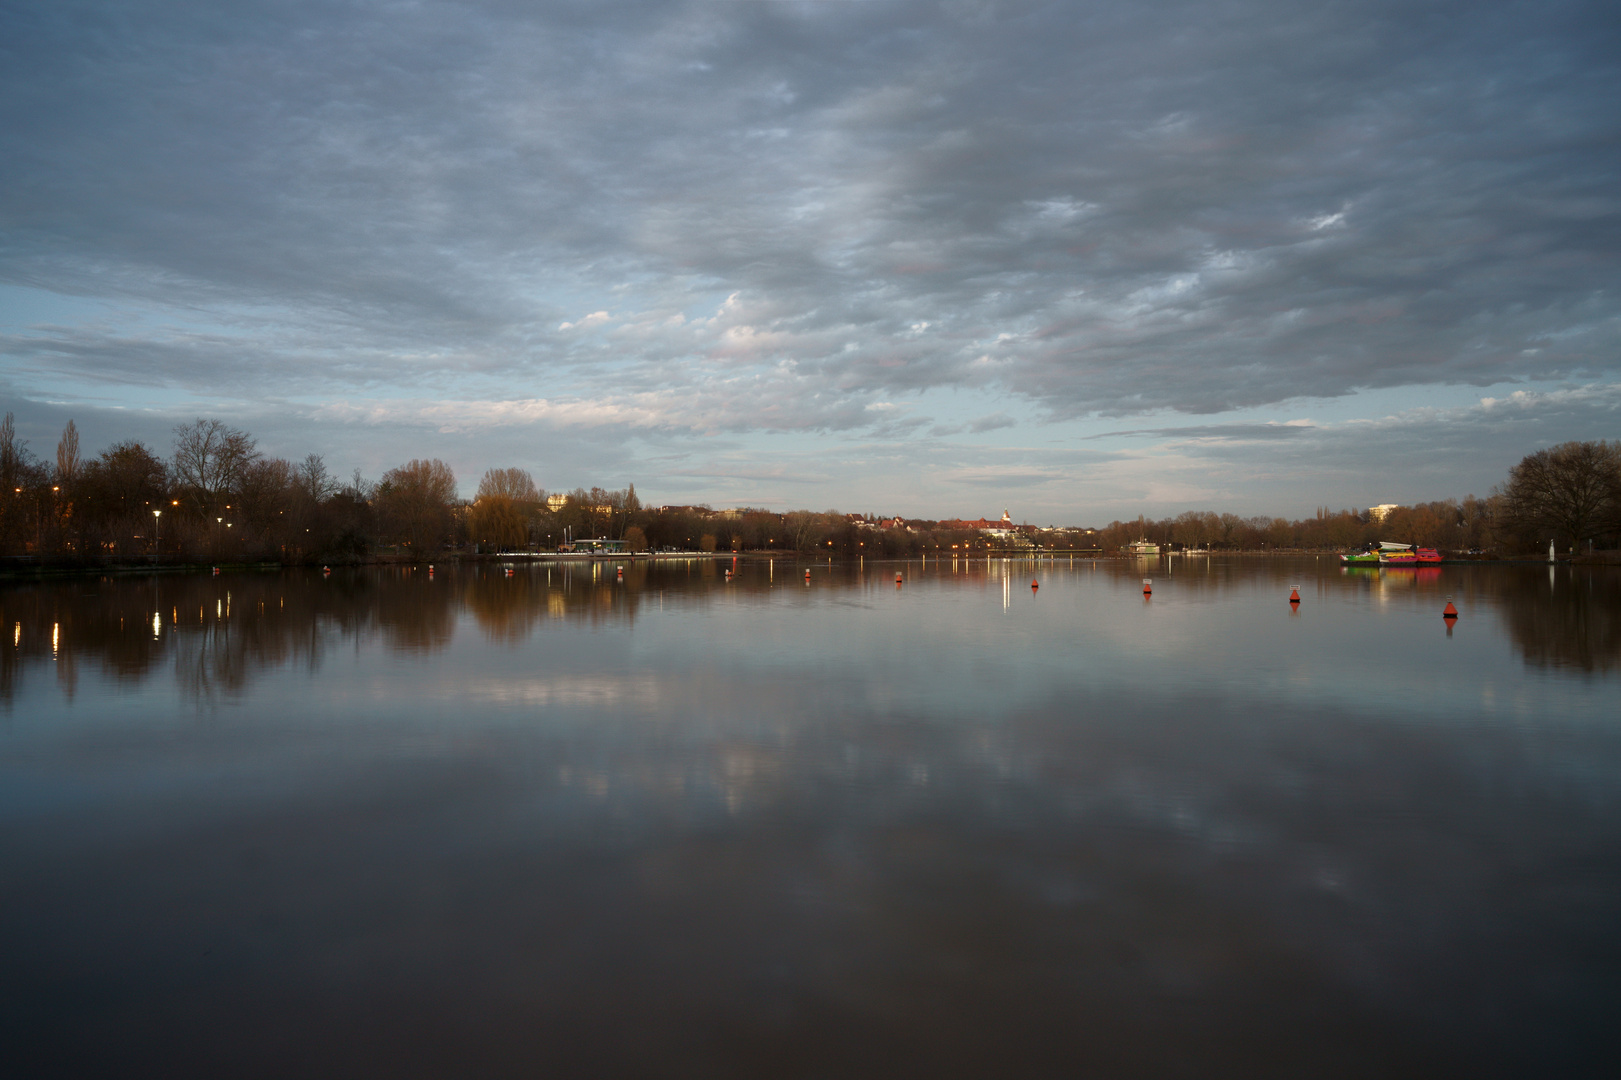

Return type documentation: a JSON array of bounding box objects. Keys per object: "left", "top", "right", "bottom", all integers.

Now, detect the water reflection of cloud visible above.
[
  {"left": 467, "top": 674, "right": 665, "bottom": 709},
  {"left": 7, "top": 568, "right": 1621, "bottom": 1072},
  {"left": 3, "top": 560, "right": 1619, "bottom": 712}
]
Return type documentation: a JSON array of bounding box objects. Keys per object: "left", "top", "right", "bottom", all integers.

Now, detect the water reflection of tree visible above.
[
  {"left": 1500, "top": 570, "right": 1621, "bottom": 673},
  {"left": 466, "top": 564, "right": 648, "bottom": 640},
  {"left": 0, "top": 573, "right": 382, "bottom": 706},
  {"left": 374, "top": 574, "right": 457, "bottom": 654},
  {"left": 1, "top": 565, "right": 684, "bottom": 705}
]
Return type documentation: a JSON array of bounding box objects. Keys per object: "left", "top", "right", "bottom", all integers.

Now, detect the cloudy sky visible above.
[{"left": 2, "top": 0, "right": 1617, "bottom": 522}]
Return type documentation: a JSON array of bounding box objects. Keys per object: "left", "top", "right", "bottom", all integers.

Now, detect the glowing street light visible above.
[{"left": 152, "top": 508, "right": 162, "bottom": 555}]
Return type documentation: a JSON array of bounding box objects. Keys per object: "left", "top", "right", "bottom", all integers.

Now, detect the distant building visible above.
[
  {"left": 938, "top": 509, "right": 1034, "bottom": 539},
  {"left": 546, "top": 493, "right": 567, "bottom": 511},
  {"left": 1369, "top": 503, "right": 1401, "bottom": 522}
]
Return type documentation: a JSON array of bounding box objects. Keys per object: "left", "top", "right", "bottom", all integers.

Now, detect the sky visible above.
[{"left": 1, "top": 0, "right": 1618, "bottom": 524}]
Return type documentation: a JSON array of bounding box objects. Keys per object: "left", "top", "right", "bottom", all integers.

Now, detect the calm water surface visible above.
[{"left": 3, "top": 556, "right": 1618, "bottom": 1077}]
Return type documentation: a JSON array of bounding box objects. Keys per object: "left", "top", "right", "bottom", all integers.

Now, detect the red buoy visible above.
[
  {"left": 1031, "top": 579, "right": 1039, "bottom": 591},
  {"left": 1289, "top": 586, "right": 1300, "bottom": 603},
  {"left": 1443, "top": 597, "right": 1459, "bottom": 619},
  {"left": 895, "top": 573, "right": 903, "bottom": 584},
  {"left": 1142, "top": 578, "right": 1152, "bottom": 595}
]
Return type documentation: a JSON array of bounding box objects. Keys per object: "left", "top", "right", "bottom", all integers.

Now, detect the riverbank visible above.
[{"left": 5, "top": 547, "right": 1615, "bottom": 582}]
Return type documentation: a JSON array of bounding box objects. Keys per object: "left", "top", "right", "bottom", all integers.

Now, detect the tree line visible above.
[
  {"left": 0, "top": 414, "right": 1615, "bottom": 562},
  {"left": 1067, "top": 441, "right": 1620, "bottom": 555}
]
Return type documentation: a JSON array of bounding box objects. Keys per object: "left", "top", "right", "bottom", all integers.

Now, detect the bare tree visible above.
[
  {"left": 296, "top": 454, "right": 336, "bottom": 503},
  {"left": 784, "top": 511, "right": 828, "bottom": 552},
  {"left": 477, "top": 467, "right": 539, "bottom": 503},
  {"left": 171, "top": 419, "right": 259, "bottom": 515},
  {"left": 0, "top": 412, "right": 19, "bottom": 489},
  {"left": 344, "top": 468, "right": 375, "bottom": 501},
  {"left": 375, "top": 458, "right": 458, "bottom": 555},
  {"left": 237, "top": 458, "right": 297, "bottom": 535},
  {"left": 56, "top": 420, "right": 80, "bottom": 485},
  {"left": 1496, "top": 440, "right": 1621, "bottom": 550},
  {"left": 0, "top": 412, "right": 36, "bottom": 552},
  {"left": 469, "top": 467, "right": 541, "bottom": 551}
]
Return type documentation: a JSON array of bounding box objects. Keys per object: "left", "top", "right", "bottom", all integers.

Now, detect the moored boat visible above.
[
  {"left": 1416, "top": 547, "right": 1441, "bottom": 564},
  {"left": 1340, "top": 549, "right": 1380, "bottom": 565},
  {"left": 1378, "top": 542, "right": 1417, "bottom": 566}
]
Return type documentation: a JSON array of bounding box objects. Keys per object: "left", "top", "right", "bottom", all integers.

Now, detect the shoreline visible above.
[{"left": 3, "top": 548, "right": 1615, "bottom": 582}]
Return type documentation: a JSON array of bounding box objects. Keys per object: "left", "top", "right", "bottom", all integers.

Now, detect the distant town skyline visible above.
[{"left": 3, "top": 1, "right": 1618, "bottom": 520}]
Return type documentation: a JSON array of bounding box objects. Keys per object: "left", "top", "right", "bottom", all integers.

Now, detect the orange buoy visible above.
[
  {"left": 1443, "top": 597, "right": 1458, "bottom": 619},
  {"left": 1142, "top": 578, "right": 1152, "bottom": 595},
  {"left": 1031, "top": 579, "right": 1039, "bottom": 591},
  {"left": 896, "top": 573, "right": 903, "bottom": 584},
  {"left": 212, "top": 566, "right": 219, "bottom": 575},
  {"left": 1289, "top": 586, "right": 1300, "bottom": 603}
]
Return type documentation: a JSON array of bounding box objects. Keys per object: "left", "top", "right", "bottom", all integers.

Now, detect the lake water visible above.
[{"left": 3, "top": 556, "right": 1618, "bottom": 1078}]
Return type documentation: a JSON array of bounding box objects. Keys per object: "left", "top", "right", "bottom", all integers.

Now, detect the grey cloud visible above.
[
  {"left": 968, "top": 411, "right": 1016, "bottom": 433},
  {"left": 2, "top": 0, "right": 1618, "bottom": 435},
  {"left": 946, "top": 469, "right": 1064, "bottom": 488},
  {"left": 1149, "top": 385, "right": 1621, "bottom": 508},
  {"left": 1089, "top": 423, "right": 1315, "bottom": 441}
]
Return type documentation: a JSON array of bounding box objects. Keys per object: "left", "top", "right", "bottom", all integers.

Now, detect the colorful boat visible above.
[
  {"left": 1340, "top": 549, "right": 1380, "bottom": 565},
  {"left": 1378, "top": 542, "right": 1417, "bottom": 566},
  {"left": 1416, "top": 547, "right": 1442, "bottom": 564}
]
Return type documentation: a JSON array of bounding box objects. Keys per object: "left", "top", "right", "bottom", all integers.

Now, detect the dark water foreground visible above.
[{"left": 2, "top": 556, "right": 1618, "bottom": 1078}]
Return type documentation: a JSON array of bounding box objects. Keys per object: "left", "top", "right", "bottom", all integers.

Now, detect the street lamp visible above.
[{"left": 152, "top": 509, "right": 161, "bottom": 556}]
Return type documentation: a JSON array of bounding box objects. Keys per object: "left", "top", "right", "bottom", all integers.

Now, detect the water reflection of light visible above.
[
  {"left": 152, "top": 612, "right": 161, "bottom": 639},
  {"left": 52, "top": 623, "right": 59, "bottom": 656},
  {"left": 13, "top": 622, "right": 19, "bottom": 646}
]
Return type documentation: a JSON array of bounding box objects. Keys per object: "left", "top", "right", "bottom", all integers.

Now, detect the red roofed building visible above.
[{"left": 940, "top": 509, "right": 1032, "bottom": 536}]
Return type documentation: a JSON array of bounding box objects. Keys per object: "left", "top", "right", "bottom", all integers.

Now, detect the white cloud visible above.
[{"left": 558, "top": 311, "right": 611, "bottom": 331}]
